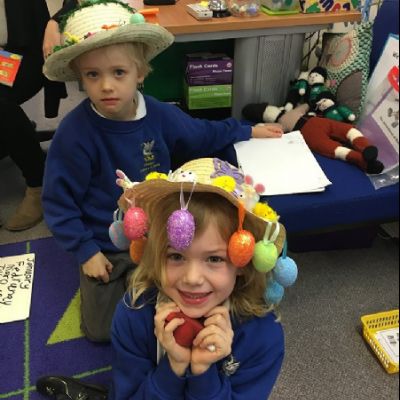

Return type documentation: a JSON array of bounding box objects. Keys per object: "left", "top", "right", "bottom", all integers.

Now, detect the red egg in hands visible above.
[{"left": 166, "top": 312, "right": 204, "bottom": 348}]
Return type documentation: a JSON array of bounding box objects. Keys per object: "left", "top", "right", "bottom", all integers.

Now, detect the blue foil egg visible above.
[
  {"left": 265, "top": 280, "right": 284, "bottom": 304},
  {"left": 273, "top": 256, "right": 298, "bottom": 287},
  {"left": 109, "top": 220, "right": 130, "bottom": 250}
]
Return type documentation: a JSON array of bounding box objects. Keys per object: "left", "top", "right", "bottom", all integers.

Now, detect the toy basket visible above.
[{"left": 361, "top": 309, "right": 399, "bottom": 374}]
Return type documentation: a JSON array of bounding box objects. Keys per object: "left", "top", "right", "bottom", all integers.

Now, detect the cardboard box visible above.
[
  {"left": 184, "top": 82, "right": 232, "bottom": 110},
  {"left": 300, "top": 0, "right": 359, "bottom": 13},
  {"left": 185, "top": 53, "right": 233, "bottom": 86}
]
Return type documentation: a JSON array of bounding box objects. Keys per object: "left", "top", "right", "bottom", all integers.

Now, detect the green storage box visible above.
[{"left": 184, "top": 83, "right": 232, "bottom": 110}]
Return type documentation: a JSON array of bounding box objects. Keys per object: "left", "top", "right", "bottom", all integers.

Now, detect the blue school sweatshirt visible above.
[
  {"left": 42, "top": 96, "right": 251, "bottom": 264},
  {"left": 110, "top": 293, "right": 284, "bottom": 400}
]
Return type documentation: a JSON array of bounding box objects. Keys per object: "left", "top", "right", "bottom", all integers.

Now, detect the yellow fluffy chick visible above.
[{"left": 253, "top": 202, "right": 278, "bottom": 222}]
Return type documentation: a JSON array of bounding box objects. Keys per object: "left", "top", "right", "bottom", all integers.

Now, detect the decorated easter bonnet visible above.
[
  {"left": 111, "top": 158, "right": 298, "bottom": 303},
  {"left": 43, "top": 0, "right": 174, "bottom": 82}
]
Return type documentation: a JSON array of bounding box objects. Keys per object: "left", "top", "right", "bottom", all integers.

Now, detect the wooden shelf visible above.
[{"left": 142, "top": 0, "right": 361, "bottom": 36}]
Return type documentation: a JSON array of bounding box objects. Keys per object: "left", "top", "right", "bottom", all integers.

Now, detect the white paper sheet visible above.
[
  {"left": 234, "top": 131, "right": 331, "bottom": 196},
  {"left": 375, "top": 328, "right": 399, "bottom": 365},
  {"left": 0, "top": 253, "right": 35, "bottom": 323}
]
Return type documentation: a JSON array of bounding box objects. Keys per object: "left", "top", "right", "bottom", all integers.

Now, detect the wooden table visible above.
[{"left": 139, "top": 0, "right": 362, "bottom": 117}]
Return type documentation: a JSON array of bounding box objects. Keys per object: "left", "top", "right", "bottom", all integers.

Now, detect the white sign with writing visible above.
[{"left": 0, "top": 253, "right": 35, "bottom": 323}]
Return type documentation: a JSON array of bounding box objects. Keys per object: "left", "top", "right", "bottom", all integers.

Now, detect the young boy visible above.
[{"left": 42, "top": 0, "right": 283, "bottom": 342}]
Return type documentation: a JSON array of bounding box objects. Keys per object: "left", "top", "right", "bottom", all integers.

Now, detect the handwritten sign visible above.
[{"left": 0, "top": 253, "right": 35, "bottom": 323}]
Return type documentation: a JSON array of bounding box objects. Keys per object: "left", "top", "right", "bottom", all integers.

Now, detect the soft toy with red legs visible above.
[{"left": 242, "top": 103, "right": 384, "bottom": 174}]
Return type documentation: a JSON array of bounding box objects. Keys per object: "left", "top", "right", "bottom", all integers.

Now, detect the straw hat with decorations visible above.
[
  {"left": 43, "top": 0, "right": 174, "bottom": 82},
  {"left": 111, "top": 158, "right": 298, "bottom": 301}
]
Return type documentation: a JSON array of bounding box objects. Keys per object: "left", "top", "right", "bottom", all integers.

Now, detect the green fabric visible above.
[{"left": 319, "top": 22, "right": 373, "bottom": 119}]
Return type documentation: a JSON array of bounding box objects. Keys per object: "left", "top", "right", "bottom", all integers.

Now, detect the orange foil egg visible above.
[
  {"left": 129, "top": 237, "right": 147, "bottom": 264},
  {"left": 228, "top": 230, "right": 255, "bottom": 268}
]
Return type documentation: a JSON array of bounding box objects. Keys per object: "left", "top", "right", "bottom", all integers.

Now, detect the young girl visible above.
[
  {"left": 110, "top": 157, "right": 291, "bottom": 399},
  {"left": 41, "top": 0, "right": 284, "bottom": 342}
]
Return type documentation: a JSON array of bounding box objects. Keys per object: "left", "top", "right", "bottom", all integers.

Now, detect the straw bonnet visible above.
[
  {"left": 43, "top": 0, "right": 174, "bottom": 82},
  {"left": 117, "top": 157, "right": 286, "bottom": 255}
]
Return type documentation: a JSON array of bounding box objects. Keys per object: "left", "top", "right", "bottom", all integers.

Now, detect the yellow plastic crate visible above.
[{"left": 361, "top": 309, "right": 399, "bottom": 374}]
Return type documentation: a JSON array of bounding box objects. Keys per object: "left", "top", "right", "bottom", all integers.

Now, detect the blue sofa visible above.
[{"left": 265, "top": 154, "right": 398, "bottom": 251}]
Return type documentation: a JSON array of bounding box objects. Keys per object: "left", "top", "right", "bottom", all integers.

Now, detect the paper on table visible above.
[
  {"left": 0, "top": 253, "right": 35, "bottom": 323},
  {"left": 234, "top": 131, "right": 332, "bottom": 196}
]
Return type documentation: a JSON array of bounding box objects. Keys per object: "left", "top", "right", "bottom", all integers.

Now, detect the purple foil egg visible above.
[{"left": 167, "top": 209, "right": 195, "bottom": 250}]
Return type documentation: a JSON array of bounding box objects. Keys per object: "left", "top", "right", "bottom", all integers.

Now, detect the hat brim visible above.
[
  {"left": 44, "top": 23, "right": 174, "bottom": 82},
  {"left": 119, "top": 179, "right": 286, "bottom": 255}
]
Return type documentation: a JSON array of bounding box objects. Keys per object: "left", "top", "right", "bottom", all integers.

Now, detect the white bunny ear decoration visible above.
[{"left": 116, "top": 169, "right": 135, "bottom": 190}]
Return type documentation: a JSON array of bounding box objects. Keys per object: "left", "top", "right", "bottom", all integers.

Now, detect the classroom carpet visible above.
[{"left": 0, "top": 237, "right": 112, "bottom": 400}]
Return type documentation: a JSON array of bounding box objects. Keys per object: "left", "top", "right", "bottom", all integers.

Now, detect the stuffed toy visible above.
[
  {"left": 305, "top": 66, "right": 332, "bottom": 109},
  {"left": 245, "top": 66, "right": 354, "bottom": 123},
  {"left": 244, "top": 69, "right": 312, "bottom": 121},
  {"left": 315, "top": 91, "right": 356, "bottom": 122},
  {"left": 284, "top": 70, "right": 309, "bottom": 111},
  {"left": 242, "top": 103, "right": 384, "bottom": 174},
  {"left": 284, "top": 67, "right": 331, "bottom": 111}
]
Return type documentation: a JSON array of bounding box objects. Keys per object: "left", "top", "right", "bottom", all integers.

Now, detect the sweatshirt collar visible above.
[{"left": 90, "top": 91, "right": 147, "bottom": 120}]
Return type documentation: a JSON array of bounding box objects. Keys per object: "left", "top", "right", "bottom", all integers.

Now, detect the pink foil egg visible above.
[
  {"left": 167, "top": 209, "right": 195, "bottom": 250},
  {"left": 123, "top": 207, "right": 148, "bottom": 240}
]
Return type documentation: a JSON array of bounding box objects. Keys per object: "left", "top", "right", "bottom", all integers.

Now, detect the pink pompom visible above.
[
  {"left": 167, "top": 209, "right": 195, "bottom": 251},
  {"left": 123, "top": 207, "right": 148, "bottom": 240},
  {"left": 254, "top": 183, "right": 265, "bottom": 194}
]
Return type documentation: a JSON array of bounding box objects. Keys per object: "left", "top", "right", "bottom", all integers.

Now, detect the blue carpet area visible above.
[{"left": 0, "top": 238, "right": 112, "bottom": 400}]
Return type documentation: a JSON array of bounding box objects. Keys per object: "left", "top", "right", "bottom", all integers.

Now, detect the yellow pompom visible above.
[
  {"left": 145, "top": 172, "right": 168, "bottom": 181},
  {"left": 212, "top": 176, "right": 236, "bottom": 192},
  {"left": 253, "top": 202, "right": 278, "bottom": 222},
  {"left": 64, "top": 32, "right": 80, "bottom": 43}
]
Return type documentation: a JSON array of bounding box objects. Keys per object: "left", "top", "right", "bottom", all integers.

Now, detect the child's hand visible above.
[
  {"left": 154, "top": 302, "right": 191, "bottom": 376},
  {"left": 191, "top": 306, "right": 233, "bottom": 375},
  {"left": 251, "top": 123, "right": 283, "bottom": 139},
  {"left": 81, "top": 252, "right": 113, "bottom": 283}
]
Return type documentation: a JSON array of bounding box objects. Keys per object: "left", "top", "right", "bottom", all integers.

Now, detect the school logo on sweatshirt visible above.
[
  {"left": 142, "top": 140, "right": 155, "bottom": 162},
  {"left": 222, "top": 354, "right": 240, "bottom": 376},
  {"left": 140, "top": 139, "right": 161, "bottom": 176}
]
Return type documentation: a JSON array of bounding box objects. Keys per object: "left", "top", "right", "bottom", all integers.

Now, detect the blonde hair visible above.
[
  {"left": 118, "top": 42, "right": 152, "bottom": 78},
  {"left": 72, "top": 42, "right": 152, "bottom": 79},
  {"left": 127, "top": 192, "right": 274, "bottom": 320}
]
